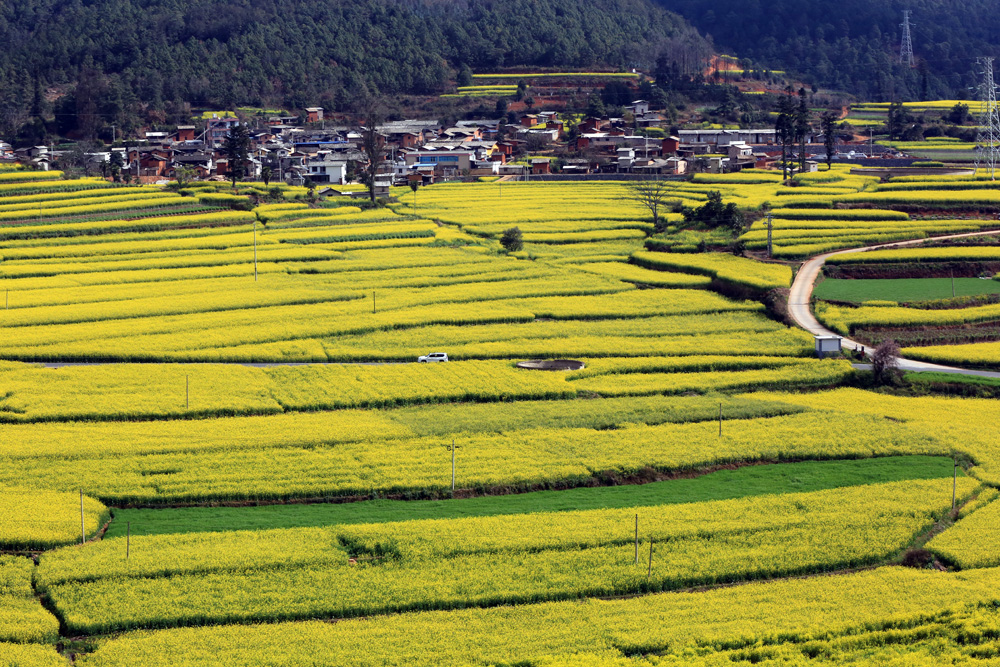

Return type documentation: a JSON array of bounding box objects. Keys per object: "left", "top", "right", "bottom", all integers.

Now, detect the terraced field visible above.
[{"left": 3, "top": 166, "right": 1000, "bottom": 667}]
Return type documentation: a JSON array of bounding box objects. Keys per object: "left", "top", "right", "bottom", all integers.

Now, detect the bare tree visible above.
[
  {"left": 622, "top": 180, "right": 677, "bottom": 233},
  {"left": 872, "top": 338, "right": 900, "bottom": 385}
]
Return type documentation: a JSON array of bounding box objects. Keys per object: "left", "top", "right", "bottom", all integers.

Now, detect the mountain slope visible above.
[
  {"left": 0, "top": 0, "right": 707, "bottom": 137},
  {"left": 660, "top": 0, "right": 1000, "bottom": 100}
]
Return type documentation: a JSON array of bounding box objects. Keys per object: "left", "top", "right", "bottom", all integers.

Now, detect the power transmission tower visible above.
[
  {"left": 900, "top": 10, "right": 915, "bottom": 68},
  {"left": 974, "top": 57, "right": 1000, "bottom": 181}
]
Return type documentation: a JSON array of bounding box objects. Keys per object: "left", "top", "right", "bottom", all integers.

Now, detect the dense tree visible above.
[
  {"left": 887, "top": 101, "right": 906, "bottom": 142},
  {"left": 500, "top": 227, "right": 523, "bottom": 252},
  {"left": 820, "top": 111, "right": 837, "bottom": 170},
  {"left": 222, "top": 123, "right": 251, "bottom": 188},
  {"left": 682, "top": 191, "right": 744, "bottom": 236},
  {"left": 948, "top": 103, "right": 971, "bottom": 126},
  {"left": 457, "top": 65, "right": 473, "bottom": 88},
  {"left": 774, "top": 87, "right": 796, "bottom": 180},
  {"left": 108, "top": 151, "right": 124, "bottom": 182},
  {"left": 660, "top": 0, "right": 1000, "bottom": 101},
  {"left": 0, "top": 0, "right": 706, "bottom": 144},
  {"left": 601, "top": 81, "right": 634, "bottom": 107},
  {"left": 586, "top": 94, "right": 606, "bottom": 118},
  {"left": 795, "top": 88, "right": 809, "bottom": 172}
]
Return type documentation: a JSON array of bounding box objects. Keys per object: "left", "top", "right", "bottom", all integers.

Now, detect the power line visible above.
[
  {"left": 974, "top": 57, "right": 1000, "bottom": 180},
  {"left": 900, "top": 10, "right": 915, "bottom": 68}
]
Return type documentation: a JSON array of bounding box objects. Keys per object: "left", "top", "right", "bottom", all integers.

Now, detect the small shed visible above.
[{"left": 814, "top": 335, "right": 842, "bottom": 358}]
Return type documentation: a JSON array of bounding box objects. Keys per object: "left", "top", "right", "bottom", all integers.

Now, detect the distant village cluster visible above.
[{"left": 9, "top": 100, "right": 884, "bottom": 189}]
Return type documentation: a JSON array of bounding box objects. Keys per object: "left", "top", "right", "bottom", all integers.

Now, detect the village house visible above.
[
  {"left": 128, "top": 145, "right": 173, "bottom": 178},
  {"left": 617, "top": 147, "right": 635, "bottom": 171},
  {"left": 171, "top": 153, "right": 214, "bottom": 178},
  {"left": 677, "top": 129, "right": 815, "bottom": 147},
  {"left": 624, "top": 100, "right": 650, "bottom": 116},
  {"left": 378, "top": 120, "right": 441, "bottom": 149},
  {"left": 560, "top": 158, "right": 598, "bottom": 175},
  {"left": 176, "top": 126, "right": 197, "bottom": 142},
  {"left": 727, "top": 142, "right": 756, "bottom": 171},
  {"left": 205, "top": 117, "right": 240, "bottom": 148},
  {"left": 305, "top": 107, "right": 324, "bottom": 123},
  {"left": 631, "top": 157, "right": 686, "bottom": 175},
  {"left": 529, "top": 158, "right": 551, "bottom": 175},
  {"left": 403, "top": 150, "right": 473, "bottom": 178},
  {"left": 305, "top": 152, "right": 347, "bottom": 184},
  {"left": 578, "top": 117, "right": 608, "bottom": 133}
]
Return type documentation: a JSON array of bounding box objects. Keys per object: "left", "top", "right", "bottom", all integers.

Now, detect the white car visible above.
[{"left": 418, "top": 352, "right": 449, "bottom": 363}]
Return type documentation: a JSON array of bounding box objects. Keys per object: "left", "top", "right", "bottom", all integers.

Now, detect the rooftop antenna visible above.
[
  {"left": 900, "top": 10, "right": 915, "bottom": 68},
  {"left": 975, "top": 57, "right": 1000, "bottom": 181}
]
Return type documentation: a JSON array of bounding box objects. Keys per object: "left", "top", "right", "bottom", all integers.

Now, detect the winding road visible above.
[{"left": 787, "top": 230, "right": 1000, "bottom": 379}]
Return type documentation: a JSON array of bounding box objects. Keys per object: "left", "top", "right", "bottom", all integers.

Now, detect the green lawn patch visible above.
[
  {"left": 906, "top": 371, "right": 1000, "bottom": 389},
  {"left": 815, "top": 277, "right": 1000, "bottom": 303},
  {"left": 105, "top": 456, "right": 958, "bottom": 538},
  {"left": 904, "top": 149, "right": 977, "bottom": 162}
]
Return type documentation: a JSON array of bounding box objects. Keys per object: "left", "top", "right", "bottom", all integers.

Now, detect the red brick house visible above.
[
  {"left": 662, "top": 136, "right": 680, "bottom": 154},
  {"left": 530, "top": 158, "right": 551, "bottom": 175}
]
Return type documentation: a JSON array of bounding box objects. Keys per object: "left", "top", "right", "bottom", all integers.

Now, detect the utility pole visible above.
[
  {"left": 80, "top": 490, "right": 85, "bottom": 544},
  {"left": 952, "top": 457, "right": 958, "bottom": 510},
  {"left": 900, "top": 10, "right": 915, "bottom": 68},
  {"left": 975, "top": 57, "right": 1000, "bottom": 181},
  {"left": 634, "top": 514, "right": 639, "bottom": 564},
  {"left": 253, "top": 218, "right": 257, "bottom": 281},
  {"left": 766, "top": 213, "right": 773, "bottom": 258}
]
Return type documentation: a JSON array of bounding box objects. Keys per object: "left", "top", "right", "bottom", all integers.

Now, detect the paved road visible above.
[{"left": 787, "top": 229, "right": 1000, "bottom": 378}]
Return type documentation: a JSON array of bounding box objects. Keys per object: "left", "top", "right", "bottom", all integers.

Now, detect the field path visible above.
[{"left": 788, "top": 229, "right": 1000, "bottom": 378}]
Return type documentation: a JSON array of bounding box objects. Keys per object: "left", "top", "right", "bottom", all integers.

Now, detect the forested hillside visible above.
[
  {"left": 661, "top": 0, "right": 1000, "bottom": 100},
  {"left": 0, "top": 0, "right": 706, "bottom": 139}
]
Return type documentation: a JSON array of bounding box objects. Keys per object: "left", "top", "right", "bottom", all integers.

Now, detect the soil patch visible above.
[{"left": 517, "top": 359, "right": 585, "bottom": 371}]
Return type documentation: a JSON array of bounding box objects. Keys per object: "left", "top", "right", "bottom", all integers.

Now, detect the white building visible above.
[
  {"left": 617, "top": 147, "right": 635, "bottom": 171},
  {"left": 306, "top": 153, "right": 347, "bottom": 184}
]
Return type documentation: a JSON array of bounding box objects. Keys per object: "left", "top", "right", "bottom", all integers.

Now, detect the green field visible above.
[
  {"left": 906, "top": 371, "right": 1000, "bottom": 388},
  {"left": 815, "top": 277, "right": 1000, "bottom": 303},
  {"left": 905, "top": 149, "right": 977, "bottom": 162},
  {"left": 106, "top": 456, "right": 956, "bottom": 538}
]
